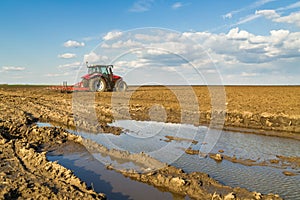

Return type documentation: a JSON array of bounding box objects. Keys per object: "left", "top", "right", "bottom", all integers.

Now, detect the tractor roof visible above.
[{"left": 87, "top": 64, "right": 113, "bottom": 68}]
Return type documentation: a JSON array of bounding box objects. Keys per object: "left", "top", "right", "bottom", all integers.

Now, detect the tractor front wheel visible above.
[
  {"left": 82, "top": 78, "right": 89, "bottom": 88},
  {"left": 89, "top": 77, "right": 107, "bottom": 92},
  {"left": 115, "top": 79, "right": 128, "bottom": 92}
]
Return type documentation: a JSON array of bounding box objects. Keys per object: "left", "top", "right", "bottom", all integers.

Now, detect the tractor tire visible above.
[
  {"left": 82, "top": 79, "right": 89, "bottom": 88},
  {"left": 89, "top": 77, "right": 107, "bottom": 92},
  {"left": 115, "top": 79, "right": 128, "bottom": 92}
]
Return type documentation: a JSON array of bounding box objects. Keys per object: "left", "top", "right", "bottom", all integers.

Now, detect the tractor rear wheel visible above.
[
  {"left": 115, "top": 79, "right": 128, "bottom": 92},
  {"left": 89, "top": 77, "right": 107, "bottom": 92}
]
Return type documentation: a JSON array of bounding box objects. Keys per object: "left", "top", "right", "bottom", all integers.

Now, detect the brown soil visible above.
[
  {"left": 0, "top": 105, "right": 105, "bottom": 199},
  {"left": 1, "top": 85, "right": 297, "bottom": 199},
  {"left": 1, "top": 85, "right": 299, "bottom": 136}
]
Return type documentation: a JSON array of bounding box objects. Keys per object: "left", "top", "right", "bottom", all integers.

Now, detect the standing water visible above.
[
  {"left": 46, "top": 141, "right": 188, "bottom": 200},
  {"left": 69, "top": 120, "right": 300, "bottom": 200}
]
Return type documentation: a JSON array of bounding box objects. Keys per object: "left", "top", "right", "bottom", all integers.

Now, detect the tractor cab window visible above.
[
  {"left": 88, "top": 67, "right": 97, "bottom": 74},
  {"left": 100, "top": 67, "right": 108, "bottom": 75},
  {"left": 88, "top": 66, "right": 112, "bottom": 75}
]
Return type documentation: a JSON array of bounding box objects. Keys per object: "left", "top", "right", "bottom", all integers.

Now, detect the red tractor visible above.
[
  {"left": 48, "top": 64, "right": 127, "bottom": 93},
  {"left": 81, "top": 64, "right": 127, "bottom": 92}
]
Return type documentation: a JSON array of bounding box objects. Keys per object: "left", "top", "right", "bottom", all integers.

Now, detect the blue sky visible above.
[{"left": 0, "top": 0, "right": 300, "bottom": 85}]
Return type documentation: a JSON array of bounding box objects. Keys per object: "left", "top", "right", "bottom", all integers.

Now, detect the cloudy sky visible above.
[{"left": 0, "top": 0, "right": 299, "bottom": 85}]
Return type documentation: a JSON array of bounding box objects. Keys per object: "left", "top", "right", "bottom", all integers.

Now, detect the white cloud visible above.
[
  {"left": 269, "top": 29, "right": 290, "bottom": 44},
  {"left": 182, "top": 31, "right": 212, "bottom": 41},
  {"left": 233, "top": 14, "right": 261, "bottom": 26},
  {"left": 252, "top": 0, "right": 278, "bottom": 7},
  {"left": 135, "top": 33, "right": 163, "bottom": 42},
  {"left": 227, "top": 27, "right": 250, "bottom": 40},
  {"left": 205, "top": 69, "right": 217, "bottom": 74},
  {"left": 222, "top": 0, "right": 278, "bottom": 19},
  {"left": 45, "top": 72, "right": 69, "bottom": 77},
  {"left": 249, "top": 35, "right": 268, "bottom": 44},
  {"left": 223, "top": 13, "right": 232, "bottom": 19},
  {"left": 223, "top": 10, "right": 240, "bottom": 20},
  {"left": 277, "top": 1, "right": 300, "bottom": 11},
  {"left": 103, "top": 31, "right": 123, "bottom": 40},
  {"left": 234, "top": 8, "right": 300, "bottom": 28},
  {"left": 255, "top": 9, "right": 300, "bottom": 27},
  {"left": 58, "top": 53, "right": 76, "bottom": 59},
  {"left": 63, "top": 40, "right": 85, "bottom": 48},
  {"left": 58, "top": 62, "right": 82, "bottom": 71},
  {"left": 274, "top": 11, "right": 300, "bottom": 27},
  {"left": 283, "top": 32, "right": 300, "bottom": 49},
  {"left": 111, "top": 39, "right": 142, "bottom": 48},
  {"left": 255, "top": 9, "right": 280, "bottom": 19},
  {"left": 241, "top": 72, "right": 259, "bottom": 77},
  {"left": 114, "top": 59, "right": 150, "bottom": 69},
  {"left": 238, "top": 29, "right": 295, "bottom": 61},
  {"left": 222, "top": 1, "right": 300, "bottom": 30},
  {"left": 1, "top": 66, "right": 25, "bottom": 72},
  {"left": 147, "top": 49, "right": 169, "bottom": 55},
  {"left": 84, "top": 52, "right": 109, "bottom": 63},
  {"left": 172, "top": 2, "right": 183, "bottom": 10},
  {"left": 129, "top": 0, "right": 154, "bottom": 12},
  {"left": 196, "top": 27, "right": 300, "bottom": 65},
  {"left": 103, "top": 28, "right": 300, "bottom": 66}
]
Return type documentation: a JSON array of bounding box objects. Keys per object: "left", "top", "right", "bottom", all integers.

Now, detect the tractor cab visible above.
[{"left": 87, "top": 65, "right": 112, "bottom": 75}]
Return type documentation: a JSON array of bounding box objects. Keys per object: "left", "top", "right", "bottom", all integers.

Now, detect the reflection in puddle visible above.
[
  {"left": 73, "top": 120, "right": 300, "bottom": 164},
  {"left": 46, "top": 141, "right": 188, "bottom": 200},
  {"left": 72, "top": 120, "right": 203, "bottom": 167}
]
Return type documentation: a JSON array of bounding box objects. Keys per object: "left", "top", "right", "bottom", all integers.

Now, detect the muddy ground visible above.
[
  {"left": 1, "top": 85, "right": 299, "bottom": 199},
  {"left": 0, "top": 103, "right": 105, "bottom": 199}
]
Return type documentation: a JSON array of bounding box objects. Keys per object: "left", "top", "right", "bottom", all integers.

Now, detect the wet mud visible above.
[{"left": 0, "top": 109, "right": 105, "bottom": 199}]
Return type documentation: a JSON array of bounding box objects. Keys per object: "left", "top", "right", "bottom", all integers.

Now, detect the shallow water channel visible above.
[
  {"left": 42, "top": 120, "right": 300, "bottom": 200},
  {"left": 46, "top": 141, "right": 186, "bottom": 200}
]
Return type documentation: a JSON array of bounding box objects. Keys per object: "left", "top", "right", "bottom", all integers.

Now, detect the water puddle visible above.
[
  {"left": 72, "top": 120, "right": 204, "bottom": 167},
  {"left": 36, "top": 122, "right": 52, "bottom": 127},
  {"left": 72, "top": 120, "right": 300, "bottom": 165},
  {"left": 46, "top": 141, "right": 188, "bottom": 200},
  {"left": 69, "top": 120, "right": 300, "bottom": 200}
]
